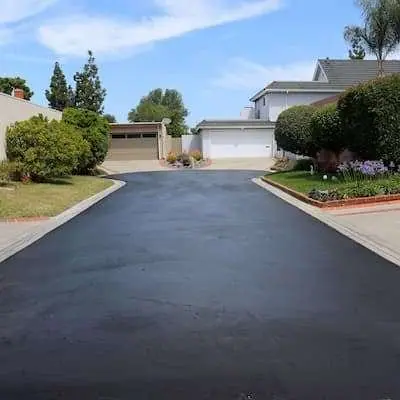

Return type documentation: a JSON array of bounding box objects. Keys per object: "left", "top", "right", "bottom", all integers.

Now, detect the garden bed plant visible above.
[
  {"left": 266, "top": 160, "right": 400, "bottom": 204},
  {"left": 165, "top": 150, "right": 208, "bottom": 169}
]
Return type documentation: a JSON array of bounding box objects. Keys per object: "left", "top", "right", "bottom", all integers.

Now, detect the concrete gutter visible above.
[
  {"left": 0, "top": 179, "right": 126, "bottom": 264},
  {"left": 253, "top": 177, "right": 400, "bottom": 267}
]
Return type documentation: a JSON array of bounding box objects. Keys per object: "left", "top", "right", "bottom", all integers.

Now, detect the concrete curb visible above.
[
  {"left": 253, "top": 177, "right": 400, "bottom": 267},
  {"left": 0, "top": 179, "right": 126, "bottom": 264}
]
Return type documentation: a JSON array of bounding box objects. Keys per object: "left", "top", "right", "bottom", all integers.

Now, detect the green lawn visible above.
[
  {"left": 266, "top": 171, "right": 351, "bottom": 194},
  {"left": 266, "top": 170, "right": 400, "bottom": 196},
  {"left": 0, "top": 176, "right": 113, "bottom": 218}
]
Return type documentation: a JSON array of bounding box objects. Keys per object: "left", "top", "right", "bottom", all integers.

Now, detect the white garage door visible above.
[{"left": 210, "top": 129, "right": 273, "bottom": 159}]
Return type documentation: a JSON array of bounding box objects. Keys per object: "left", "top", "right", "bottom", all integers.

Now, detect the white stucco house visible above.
[{"left": 197, "top": 59, "right": 400, "bottom": 160}]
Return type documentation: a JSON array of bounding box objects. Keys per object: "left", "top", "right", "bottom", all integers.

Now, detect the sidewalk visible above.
[
  {"left": 254, "top": 178, "right": 400, "bottom": 267},
  {"left": 326, "top": 203, "right": 400, "bottom": 260}
]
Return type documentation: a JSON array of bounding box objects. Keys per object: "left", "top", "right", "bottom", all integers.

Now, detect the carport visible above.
[{"left": 107, "top": 122, "right": 169, "bottom": 161}]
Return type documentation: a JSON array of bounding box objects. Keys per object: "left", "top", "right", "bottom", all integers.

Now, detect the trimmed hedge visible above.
[
  {"left": 311, "top": 103, "right": 346, "bottom": 156},
  {"left": 6, "top": 115, "right": 89, "bottom": 182},
  {"left": 62, "top": 108, "right": 109, "bottom": 173},
  {"left": 275, "top": 105, "right": 316, "bottom": 157},
  {"left": 338, "top": 74, "right": 400, "bottom": 163}
]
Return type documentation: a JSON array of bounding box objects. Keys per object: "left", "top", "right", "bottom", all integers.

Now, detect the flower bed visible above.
[{"left": 265, "top": 160, "right": 400, "bottom": 207}]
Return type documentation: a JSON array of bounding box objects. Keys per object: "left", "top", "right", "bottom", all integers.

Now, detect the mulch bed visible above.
[{"left": 160, "top": 159, "right": 212, "bottom": 169}]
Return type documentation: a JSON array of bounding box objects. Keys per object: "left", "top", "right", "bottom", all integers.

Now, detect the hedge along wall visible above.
[
  {"left": 338, "top": 74, "right": 400, "bottom": 164},
  {"left": 0, "top": 93, "right": 62, "bottom": 160}
]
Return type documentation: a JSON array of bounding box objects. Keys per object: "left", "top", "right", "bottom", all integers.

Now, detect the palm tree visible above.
[{"left": 344, "top": 0, "right": 398, "bottom": 76}]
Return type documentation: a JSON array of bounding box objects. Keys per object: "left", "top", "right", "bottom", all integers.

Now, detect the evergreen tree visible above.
[
  {"left": 74, "top": 50, "right": 106, "bottom": 114},
  {"left": 67, "top": 85, "right": 76, "bottom": 108},
  {"left": 45, "top": 62, "right": 69, "bottom": 111}
]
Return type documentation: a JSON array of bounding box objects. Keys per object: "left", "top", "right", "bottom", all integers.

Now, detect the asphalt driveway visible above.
[{"left": 1, "top": 171, "right": 400, "bottom": 399}]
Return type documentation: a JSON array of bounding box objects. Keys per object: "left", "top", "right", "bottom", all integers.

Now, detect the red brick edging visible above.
[
  {"left": 0, "top": 216, "right": 50, "bottom": 223},
  {"left": 261, "top": 176, "right": 400, "bottom": 209}
]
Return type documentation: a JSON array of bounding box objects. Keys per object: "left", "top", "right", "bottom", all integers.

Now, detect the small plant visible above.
[
  {"left": 166, "top": 152, "right": 177, "bottom": 164},
  {"left": 190, "top": 150, "right": 203, "bottom": 162},
  {"left": 309, "top": 188, "right": 345, "bottom": 202}
]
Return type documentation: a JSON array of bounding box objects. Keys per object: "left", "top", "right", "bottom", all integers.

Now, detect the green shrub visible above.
[
  {"left": 275, "top": 105, "right": 316, "bottom": 157},
  {"left": 62, "top": 108, "right": 109, "bottom": 173},
  {"left": 166, "top": 152, "right": 177, "bottom": 164},
  {"left": 190, "top": 150, "right": 203, "bottom": 162},
  {"left": 311, "top": 103, "right": 346, "bottom": 156},
  {"left": 338, "top": 74, "right": 400, "bottom": 163},
  {"left": 292, "top": 158, "right": 314, "bottom": 171},
  {"left": 6, "top": 115, "right": 86, "bottom": 182}
]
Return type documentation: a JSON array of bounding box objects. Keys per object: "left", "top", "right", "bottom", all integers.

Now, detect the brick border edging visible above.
[
  {"left": 261, "top": 176, "right": 400, "bottom": 209},
  {"left": 0, "top": 179, "right": 126, "bottom": 264}
]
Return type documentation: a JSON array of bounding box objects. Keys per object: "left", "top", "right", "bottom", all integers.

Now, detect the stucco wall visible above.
[
  {"left": 182, "top": 134, "right": 202, "bottom": 153},
  {"left": 0, "top": 93, "right": 62, "bottom": 160},
  {"left": 268, "top": 91, "right": 340, "bottom": 122},
  {"left": 254, "top": 96, "right": 269, "bottom": 120}
]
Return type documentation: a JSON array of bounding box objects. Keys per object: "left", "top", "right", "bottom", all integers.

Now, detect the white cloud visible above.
[
  {"left": 213, "top": 58, "right": 316, "bottom": 90},
  {"left": 0, "top": 0, "right": 57, "bottom": 24},
  {"left": 38, "top": 0, "right": 283, "bottom": 56},
  {"left": 0, "top": 0, "right": 58, "bottom": 45}
]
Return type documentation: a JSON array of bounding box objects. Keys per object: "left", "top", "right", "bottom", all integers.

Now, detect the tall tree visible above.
[
  {"left": 67, "top": 85, "right": 76, "bottom": 108},
  {"left": 74, "top": 50, "right": 106, "bottom": 114},
  {"left": 128, "top": 89, "right": 188, "bottom": 137},
  {"left": 344, "top": 0, "right": 398, "bottom": 75},
  {"left": 104, "top": 113, "right": 117, "bottom": 123},
  {"left": 346, "top": 29, "right": 367, "bottom": 59},
  {"left": 128, "top": 101, "right": 169, "bottom": 123},
  {"left": 0, "top": 77, "right": 33, "bottom": 100},
  {"left": 45, "top": 62, "right": 69, "bottom": 111}
]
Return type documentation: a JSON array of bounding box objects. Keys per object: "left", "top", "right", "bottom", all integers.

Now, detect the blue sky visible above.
[{"left": 0, "top": 0, "right": 365, "bottom": 126}]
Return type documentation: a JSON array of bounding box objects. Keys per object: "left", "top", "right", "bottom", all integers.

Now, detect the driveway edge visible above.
[
  {"left": 0, "top": 179, "right": 126, "bottom": 264},
  {"left": 253, "top": 177, "right": 400, "bottom": 267}
]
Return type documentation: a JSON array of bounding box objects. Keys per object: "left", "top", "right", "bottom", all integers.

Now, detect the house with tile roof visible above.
[
  {"left": 250, "top": 59, "right": 400, "bottom": 122},
  {"left": 196, "top": 59, "right": 400, "bottom": 160}
]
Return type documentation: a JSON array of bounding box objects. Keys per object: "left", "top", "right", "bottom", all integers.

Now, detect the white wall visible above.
[
  {"left": 240, "top": 107, "right": 255, "bottom": 119},
  {"left": 254, "top": 95, "right": 269, "bottom": 120},
  {"left": 0, "top": 93, "right": 62, "bottom": 160},
  {"left": 182, "top": 134, "right": 202, "bottom": 153},
  {"left": 268, "top": 91, "right": 340, "bottom": 122}
]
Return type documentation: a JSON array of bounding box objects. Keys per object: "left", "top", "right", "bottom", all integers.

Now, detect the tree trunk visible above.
[{"left": 377, "top": 59, "right": 384, "bottom": 77}]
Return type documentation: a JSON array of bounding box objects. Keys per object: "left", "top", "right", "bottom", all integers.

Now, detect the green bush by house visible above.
[
  {"left": 62, "top": 108, "right": 110, "bottom": 173},
  {"left": 311, "top": 103, "right": 346, "bottom": 157},
  {"left": 6, "top": 115, "right": 89, "bottom": 182},
  {"left": 338, "top": 74, "right": 400, "bottom": 163},
  {"left": 275, "top": 105, "right": 316, "bottom": 157}
]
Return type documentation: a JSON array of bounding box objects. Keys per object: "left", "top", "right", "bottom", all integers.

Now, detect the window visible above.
[
  {"left": 263, "top": 97, "right": 266, "bottom": 106},
  {"left": 127, "top": 134, "right": 141, "bottom": 139},
  {"left": 112, "top": 134, "right": 126, "bottom": 139},
  {"left": 256, "top": 109, "right": 261, "bottom": 119},
  {"left": 143, "top": 133, "right": 157, "bottom": 138}
]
